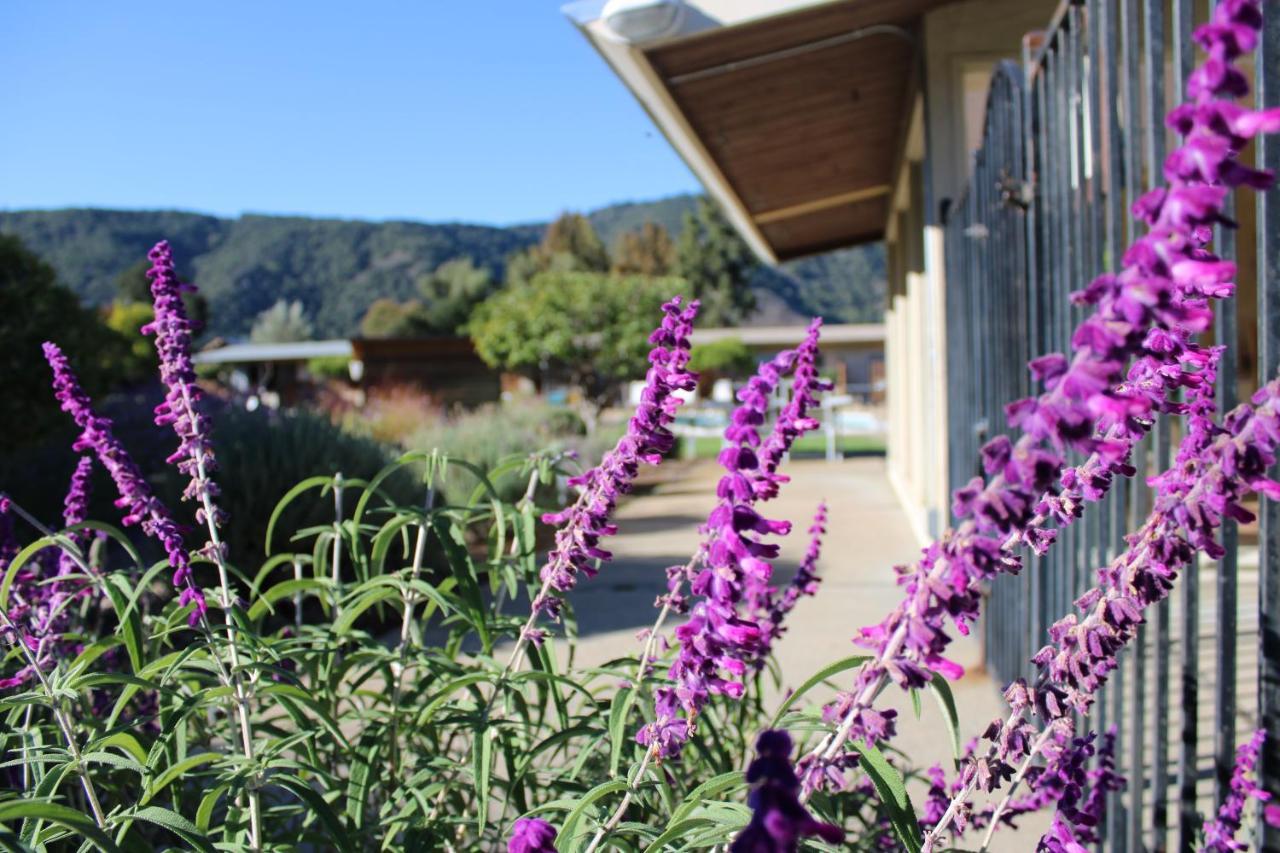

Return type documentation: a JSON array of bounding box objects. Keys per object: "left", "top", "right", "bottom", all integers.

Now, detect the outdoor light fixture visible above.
[{"left": 600, "top": 0, "right": 686, "bottom": 43}]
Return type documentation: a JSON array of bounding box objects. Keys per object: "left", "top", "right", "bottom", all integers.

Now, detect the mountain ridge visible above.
[{"left": 0, "top": 194, "right": 885, "bottom": 338}]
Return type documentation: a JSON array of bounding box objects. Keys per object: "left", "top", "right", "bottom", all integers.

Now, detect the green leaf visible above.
[
  {"left": 858, "top": 742, "right": 923, "bottom": 853},
  {"left": 142, "top": 753, "right": 221, "bottom": 805},
  {"left": 275, "top": 775, "right": 354, "bottom": 849},
  {"left": 643, "top": 817, "right": 717, "bottom": 852},
  {"left": 0, "top": 539, "right": 56, "bottom": 613},
  {"left": 608, "top": 687, "right": 638, "bottom": 777},
  {"left": 928, "top": 673, "right": 963, "bottom": 762},
  {"left": 247, "top": 577, "right": 331, "bottom": 621},
  {"left": 474, "top": 728, "right": 494, "bottom": 835},
  {"left": 194, "top": 785, "right": 228, "bottom": 833},
  {"left": 101, "top": 573, "right": 145, "bottom": 673},
  {"left": 556, "top": 778, "right": 629, "bottom": 852},
  {"left": 265, "top": 476, "right": 334, "bottom": 555},
  {"left": 0, "top": 801, "right": 122, "bottom": 853},
  {"left": 769, "top": 655, "right": 871, "bottom": 728},
  {"left": 125, "top": 806, "right": 215, "bottom": 853},
  {"left": 670, "top": 771, "right": 745, "bottom": 824}
]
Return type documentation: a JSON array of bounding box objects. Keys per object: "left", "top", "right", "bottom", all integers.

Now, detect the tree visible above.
[
  {"left": 114, "top": 258, "right": 210, "bottom": 330},
  {"left": 505, "top": 212, "right": 610, "bottom": 286},
  {"left": 612, "top": 222, "right": 676, "bottom": 276},
  {"left": 102, "top": 301, "right": 158, "bottom": 385},
  {"left": 675, "top": 198, "right": 759, "bottom": 325},
  {"left": 250, "top": 299, "right": 313, "bottom": 343},
  {"left": 0, "top": 235, "right": 130, "bottom": 448},
  {"left": 415, "top": 257, "right": 496, "bottom": 334},
  {"left": 469, "top": 271, "right": 679, "bottom": 430},
  {"left": 359, "top": 298, "right": 424, "bottom": 339}
]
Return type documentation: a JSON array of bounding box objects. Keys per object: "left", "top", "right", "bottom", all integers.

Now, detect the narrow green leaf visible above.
[
  {"left": 0, "top": 801, "right": 121, "bottom": 853},
  {"left": 142, "top": 753, "right": 221, "bottom": 805},
  {"left": 608, "top": 687, "right": 638, "bottom": 777},
  {"left": 769, "top": 655, "right": 871, "bottom": 728},
  {"left": 474, "top": 728, "right": 493, "bottom": 835},
  {"left": 556, "top": 778, "right": 629, "bottom": 852},
  {"left": 858, "top": 742, "right": 923, "bottom": 853},
  {"left": 265, "top": 476, "right": 333, "bottom": 555},
  {"left": 927, "top": 673, "right": 963, "bottom": 762},
  {"left": 125, "top": 806, "right": 215, "bottom": 853},
  {"left": 275, "top": 775, "right": 354, "bottom": 849}
]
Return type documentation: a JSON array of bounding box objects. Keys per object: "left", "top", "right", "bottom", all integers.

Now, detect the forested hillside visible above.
[{"left": 0, "top": 195, "right": 885, "bottom": 337}]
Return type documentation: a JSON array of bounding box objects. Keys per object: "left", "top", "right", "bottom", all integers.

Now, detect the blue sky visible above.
[{"left": 0, "top": 1, "right": 701, "bottom": 225}]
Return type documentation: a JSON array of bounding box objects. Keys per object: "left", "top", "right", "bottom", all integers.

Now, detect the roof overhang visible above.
[{"left": 566, "top": 0, "right": 953, "bottom": 263}]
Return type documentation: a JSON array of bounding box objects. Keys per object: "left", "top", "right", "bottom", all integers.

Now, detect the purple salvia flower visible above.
[
  {"left": 1, "top": 459, "right": 99, "bottom": 691},
  {"left": 931, "top": 369, "right": 1280, "bottom": 846},
  {"left": 507, "top": 817, "right": 557, "bottom": 853},
  {"left": 759, "top": 501, "right": 827, "bottom": 651},
  {"left": 752, "top": 319, "right": 829, "bottom": 502},
  {"left": 58, "top": 456, "right": 94, "bottom": 579},
  {"left": 1202, "top": 730, "right": 1271, "bottom": 851},
  {"left": 42, "top": 342, "right": 207, "bottom": 625},
  {"left": 532, "top": 297, "right": 699, "bottom": 617},
  {"left": 638, "top": 325, "right": 827, "bottom": 756},
  {"left": 805, "top": 0, "right": 1279, "bottom": 792},
  {"left": 142, "top": 241, "right": 227, "bottom": 547},
  {"left": 730, "top": 730, "right": 843, "bottom": 853}
]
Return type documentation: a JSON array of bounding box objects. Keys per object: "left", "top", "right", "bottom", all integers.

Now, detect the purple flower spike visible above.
[
  {"left": 760, "top": 502, "right": 827, "bottom": 651},
  {"left": 806, "top": 0, "right": 1280, "bottom": 793},
  {"left": 640, "top": 323, "right": 827, "bottom": 757},
  {"left": 59, "top": 456, "right": 94, "bottom": 578},
  {"left": 730, "top": 730, "right": 843, "bottom": 853},
  {"left": 42, "top": 342, "right": 207, "bottom": 625},
  {"left": 1202, "top": 730, "right": 1271, "bottom": 852},
  {"left": 508, "top": 817, "right": 557, "bottom": 853},
  {"left": 532, "top": 297, "right": 699, "bottom": 617},
  {"left": 142, "top": 241, "right": 227, "bottom": 552}
]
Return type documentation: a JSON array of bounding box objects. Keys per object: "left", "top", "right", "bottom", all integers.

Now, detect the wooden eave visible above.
[{"left": 641, "top": 0, "right": 957, "bottom": 261}]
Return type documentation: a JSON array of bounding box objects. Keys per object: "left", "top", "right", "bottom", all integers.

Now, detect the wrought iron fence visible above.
[{"left": 943, "top": 0, "right": 1279, "bottom": 849}]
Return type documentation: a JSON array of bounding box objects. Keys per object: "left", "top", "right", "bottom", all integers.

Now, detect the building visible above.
[
  {"left": 566, "top": 0, "right": 1056, "bottom": 542},
  {"left": 566, "top": 2, "right": 1280, "bottom": 845}
]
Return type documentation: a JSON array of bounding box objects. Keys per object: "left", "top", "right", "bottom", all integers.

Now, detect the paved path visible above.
[{"left": 562, "top": 455, "right": 1048, "bottom": 849}]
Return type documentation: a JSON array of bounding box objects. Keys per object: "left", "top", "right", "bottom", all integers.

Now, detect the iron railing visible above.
[{"left": 943, "top": 1, "right": 1279, "bottom": 850}]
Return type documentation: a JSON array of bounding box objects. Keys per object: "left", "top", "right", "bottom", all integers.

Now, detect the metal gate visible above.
[{"left": 943, "top": 1, "right": 1279, "bottom": 849}]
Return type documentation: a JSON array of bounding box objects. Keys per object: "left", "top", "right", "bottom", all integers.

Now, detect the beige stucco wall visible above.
[
  {"left": 923, "top": 0, "right": 1060, "bottom": 210},
  {"left": 884, "top": 0, "right": 1057, "bottom": 541}
]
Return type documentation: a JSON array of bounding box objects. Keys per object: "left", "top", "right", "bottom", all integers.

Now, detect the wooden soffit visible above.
[{"left": 642, "top": 0, "right": 954, "bottom": 260}]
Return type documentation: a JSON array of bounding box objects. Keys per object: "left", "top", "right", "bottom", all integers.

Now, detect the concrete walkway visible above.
[{"left": 562, "top": 455, "right": 1048, "bottom": 849}]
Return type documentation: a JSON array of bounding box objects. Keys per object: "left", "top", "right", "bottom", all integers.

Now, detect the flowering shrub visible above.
[{"left": 4, "top": 3, "right": 1280, "bottom": 850}]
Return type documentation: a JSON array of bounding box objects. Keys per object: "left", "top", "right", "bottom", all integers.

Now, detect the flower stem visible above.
[{"left": 0, "top": 609, "right": 107, "bottom": 828}]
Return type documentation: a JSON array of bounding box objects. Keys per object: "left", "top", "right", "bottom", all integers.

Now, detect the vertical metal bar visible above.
[
  {"left": 1169, "top": 1, "right": 1200, "bottom": 848},
  {"left": 1143, "top": 0, "right": 1170, "bottom": 846},
  {"left": 1121, "top": 0, "right": 1144, "bottom": 844},
  {"left": 1255, "top": 4, "right": 1280, "bottom": 849}
]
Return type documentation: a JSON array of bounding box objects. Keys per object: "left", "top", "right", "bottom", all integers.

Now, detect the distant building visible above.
[
  {"left": 193, "top": 337, "right": 502, "bottom": 410},
  {"left": 691, "top": 323, "right": 884, "bottom": 402}
]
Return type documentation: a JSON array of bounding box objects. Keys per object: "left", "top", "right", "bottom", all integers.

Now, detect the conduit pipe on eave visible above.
[{"left": 664, "top": 23, "right": 916, "bottom": 86}]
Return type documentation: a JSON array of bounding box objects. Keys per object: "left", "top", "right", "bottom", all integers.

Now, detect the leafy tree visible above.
[
  {"left": 469, "top": 272, "right": 679, "bottom": 430},
  {"left": 688, "top": 337, "right": 755, "bottom": 377},
  {"left": 612, "top": 222, "right": 676, "bottom": 276},
  {"left": 359, "top": 298, "right": 424, "bottom": 339},
  {"left": 415, "top": 257, "right": 496, "bottom": 334},
  {"left": 675, "top": 198, "right": 759, "bottom": 325},
  {"left": 505, "top": 212, "right": 610, "bottom": 286},
  {"left": 102, "top": 301, "right": 158, "bottom": 385},
  {"left": 114, "top": 258, "right": 210, "bottom": 330},
  {"left": 250, "top": 299, "right": 313, "bottom": 343},
  {"left": 0, "top": 235, "right": 130, "bottom": 447}
]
